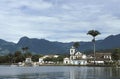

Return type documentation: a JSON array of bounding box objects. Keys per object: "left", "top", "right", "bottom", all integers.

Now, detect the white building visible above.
[
  {"left": 39, "top": 57, "right": 44, "bottom": 64},
  {"left": 88, "top": 53, "right": 112, "bottom": 64},
  {"left": 63, "top": 57, "right": 70, "bottom": 64},
  {"left": 38, "top": 55, "right": 59, "bottom": 65},
  {"left": 25, "top": 58, "right": 32, "bottom": 63},
  {"left": 64, "top": 46, "right": 87, "bottom": 65},
  {"left": 19, "top": 57, "right": 33, "bottom": 66}
]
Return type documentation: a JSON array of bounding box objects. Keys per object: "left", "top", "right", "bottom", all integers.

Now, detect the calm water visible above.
[{"left": 0, "top": 66, "right": 120, "bottom": 79}]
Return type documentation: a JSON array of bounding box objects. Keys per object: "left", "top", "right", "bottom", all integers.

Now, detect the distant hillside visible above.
[
  {"left": 0, "top": 39, "right": 16, "bottom": 55},
  {"left": 0, "top": 34, "right": 120, "bottom": 55},
  {"left": 16, "top": 36, "right": 73, "bottom": 54},
  {"left": 75, "top": 34, "right": 120, "bottom": 51}
]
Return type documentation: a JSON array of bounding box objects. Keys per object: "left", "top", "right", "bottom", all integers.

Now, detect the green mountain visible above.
[{"left": 0, "top": 34, "right": 120, "bottom": 55}]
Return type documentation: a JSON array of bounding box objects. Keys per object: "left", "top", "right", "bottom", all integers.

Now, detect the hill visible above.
[{"left": 0, "top": 34, "right": 120, "bottom": 55}]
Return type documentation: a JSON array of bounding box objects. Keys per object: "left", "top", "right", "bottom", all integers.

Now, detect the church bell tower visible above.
[{"left": 70, "top": 46, "right": 76, "bottom": 60}]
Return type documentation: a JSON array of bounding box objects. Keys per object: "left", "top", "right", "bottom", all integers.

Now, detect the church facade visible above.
[{"left": 64, "top": 46, "right": 87, "bottom": 65}]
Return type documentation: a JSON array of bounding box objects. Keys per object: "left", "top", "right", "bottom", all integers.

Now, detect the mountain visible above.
[
  {"left": 0, "top": 34, "right": 120, "bottom": 55},
  {"left": 98, "top": 34, "right": 120, "bottom": 49},
  {"left": 78, "top": 34, "right": 120, "bottom": 52},
  {"left": 16, "top": 36, "right": 73, "bottom": 54},
  {"left": 0, "top": 39, "right": 16, "bottom": 55}
]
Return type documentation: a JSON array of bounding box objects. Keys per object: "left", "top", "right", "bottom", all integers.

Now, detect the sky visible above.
[{"left": 0, "top": 0, "right": 120, "bottom": 43}]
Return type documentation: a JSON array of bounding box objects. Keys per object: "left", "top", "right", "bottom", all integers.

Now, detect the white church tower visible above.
[{"left": 70, "top": 46, "right": 76, "bottom": 60}]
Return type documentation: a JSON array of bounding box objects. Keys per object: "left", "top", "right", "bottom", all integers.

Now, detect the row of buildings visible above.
[
  {"left": 18, "top": 46, "right": 112, "bottom": 66},
  {"left": 63, "top": 46, "right": 112, "bottom": 65},
  {"left": 18, "top": 54, "right": 59, "bottom": 66}
]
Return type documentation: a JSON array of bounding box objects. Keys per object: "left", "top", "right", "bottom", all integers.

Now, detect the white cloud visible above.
[{"left": 0, "top": 0, "right": 120, "bottom": 43}]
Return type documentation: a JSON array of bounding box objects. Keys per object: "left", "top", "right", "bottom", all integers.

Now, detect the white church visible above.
[{"left": 63, "top": 46, "right": 87, "bottom": 65}]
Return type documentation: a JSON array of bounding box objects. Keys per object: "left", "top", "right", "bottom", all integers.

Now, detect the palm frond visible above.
[{"left": 87, "top": 30, "right": 100, "bottom": 37}]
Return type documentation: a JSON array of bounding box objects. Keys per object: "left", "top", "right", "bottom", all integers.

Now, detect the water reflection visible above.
[
  {"left": 69, "top": 67, "right": 94, "bottom": 79},
  {"left": 0, "top": 66, "right": 120, "bottom": 79},
  {"left": 69, "top": 67, "right": 120, "bottom": 79}
]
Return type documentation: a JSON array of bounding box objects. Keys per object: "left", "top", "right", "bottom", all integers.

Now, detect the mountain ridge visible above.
[{"left": 0, "top": 34, "right": 120, "bottom": 55}]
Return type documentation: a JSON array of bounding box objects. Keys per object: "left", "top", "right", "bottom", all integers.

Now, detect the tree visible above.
[
  {"left": 7, "top": 53, "right": 14, "bottom": 63},
  {"left": 87, "top": 30, "right": 100, "bottom": 64},
  {"left": 14, "top": 51, "right": 24, "bottom": 63},
  {"left": 32, "top": 54, "right": 42, "bottom": 62},
  {"left": 112, "top": 48, "right": 120, "bottom": 61},
  {"left": 24, "top": 52, "right": 32, "bottom": 58},
  {"left": 73, "top": 42, "right": 80, "bottom": 49},
  {"left": 22, "top": 47, "right": 32, "bottom": 58},
  {"left": 57, "top": 55, "right": 64, "bottom": 62},
  {"left": 22, "top": 47, "right": 29, "bottom": 53},
  {"left": 43, "top": 57, "right": 52, "bottom": 62}
]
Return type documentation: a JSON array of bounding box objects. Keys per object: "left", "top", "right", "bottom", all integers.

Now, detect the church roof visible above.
[
  {"left": 64, "top": 57, "right": 69, "bottom": 60},
  {"left": 75, "top": 52, "right": 82, "bottom": 55}
]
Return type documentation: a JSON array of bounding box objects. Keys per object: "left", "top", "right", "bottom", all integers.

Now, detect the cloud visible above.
[{"left": 0, "top": 0, "right": 120, "bottom": 43}]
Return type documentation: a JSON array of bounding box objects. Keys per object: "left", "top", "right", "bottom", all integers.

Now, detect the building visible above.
[
  {"left": 42, "top": 55, "right": 59, "bottom": 59},
  {"left": 39, "top": 57, "right": 44, "bottom": 64},
  {"left": 38, "top": 55, "right": 59, "bottom": 64},
  {"left": 88, "top": 53, "right": 112, "bottom": 64},
  {"left": 24, "top": 57, "right": 33, "bottom": 66},
  {"left": 64, "top": 46, "right": 87, "bottom": 65},
  {"left": 63, "top": 57, "right": 70, "bottom": 64},
  {"left": 25, "top": 58, "right": 32, "bottom": 63},
  {"left": 18, "top": 57, "right": 34, "bottom": 66}
]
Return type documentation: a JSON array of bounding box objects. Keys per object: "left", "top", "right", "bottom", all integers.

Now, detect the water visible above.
[{"left": 0, "top": 66, "right": 120, "bottom": 79}]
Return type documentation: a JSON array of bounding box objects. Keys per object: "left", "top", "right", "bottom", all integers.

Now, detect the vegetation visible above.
[
  {"left": 22, "top": 47, "right": 29, "bottom": 53},
  {"left": 32, "top": 54, "right": 43, "bottom": 62},
  {"left": 0, "top": 50, "right": 67, "bottom": 64},
  {"left": 0, "top": 50, "right": 42, "bottom": 64},
  {"left": 87, "top": 30, "right": 100, "bottom": 64},
  {"left": 111, "top": 48, "right": 120, "bottom": 66},
  {"left": 112, "top": 48, "right": 120, "bottom": 61},
  {"left": 43, "top": 55, "right": 67, "bottom": 64},
  {"left": 73, "top": 42, "right": 80, "bottom": 49},
  {"left": 0, "top": 44, "right": 120, "bottom": 66}
]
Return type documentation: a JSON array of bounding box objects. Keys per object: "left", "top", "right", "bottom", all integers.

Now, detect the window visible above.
[{"left": 71, "top": 50, "right": 73, "bottom": 53}]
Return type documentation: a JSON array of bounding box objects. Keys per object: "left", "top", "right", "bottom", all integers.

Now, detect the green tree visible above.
[
  {"left": 32, "top": 54, "right": 42, "bottom": 62},
  {"left": 73, "top": 42, "right": 80, "bottom": 49},
  {"left": 112, "top": 48, "right": 120, "bottom": 61},
  {"left": 6, "top": 53, "right": 14, "bottom": 63},
  {"left": 0, "top": 56, "right": 5, "bottom": 63},
  {"left": 57, "top": 56, "right": 64, "bottom": 61},
  {"left": 22, "top": 47, "right": 32, "bottom": 58},
  {"left": 43, "top": 57, "right": 52, "bottom": 62},
  {"left": 24, "top": 52, "right": 32, "bottom": 58},
  {"left": 87, "top": 30, "right": 100, "bottom": 64},
  {"left": 14, "top": 51, "right": 24, "bottom": 63},
  {"left": 22, "top": 47, "right": 29, "bottom": 53}
]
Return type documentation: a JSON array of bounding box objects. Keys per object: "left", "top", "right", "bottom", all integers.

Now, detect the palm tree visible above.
[
  {"left": 87, "top": 30, "right": 100, "bottom": 64},
  {"left": 22, "top": 47, "right": 29, "bottom": 53}
]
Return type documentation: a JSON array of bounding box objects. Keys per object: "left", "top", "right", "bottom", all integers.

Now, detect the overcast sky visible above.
[{"left": 0, "top": 0, "right": 120, "bottom": 43}]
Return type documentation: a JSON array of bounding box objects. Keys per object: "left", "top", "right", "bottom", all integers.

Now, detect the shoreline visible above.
[
  {"left": 37, "top": 64, "right": 117, "bottom": 67},
  {"left": 0, "top": 63, "right": 118, "bottom": 67}
]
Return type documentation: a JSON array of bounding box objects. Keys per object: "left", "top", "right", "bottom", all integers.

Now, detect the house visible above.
[
  {"left": 88, "top": 53, "right": 112, "bottom": 64},
  {"left": 38, "top": 55, "right": 59, "bottom": 64},
  {"left": 63, "top": 46, "right": 87, "bottom": 65},
  {"left": 18, "top": 57, "right": 34, "bottom": 66},
  {"left": 24, "top": 57, "right": 33, "bottom": 66},
  {"left": 25, "top": 58, "right": 32, "bottom": 63},
  {"left": 39, "top": 57, "right": 44, "bottom": 64},
  {"left": 42, "top": 55, "right": 59, "bottom": 59},
  {"left": 63, "top": 57, "right": 70, "bottom": 64}
]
